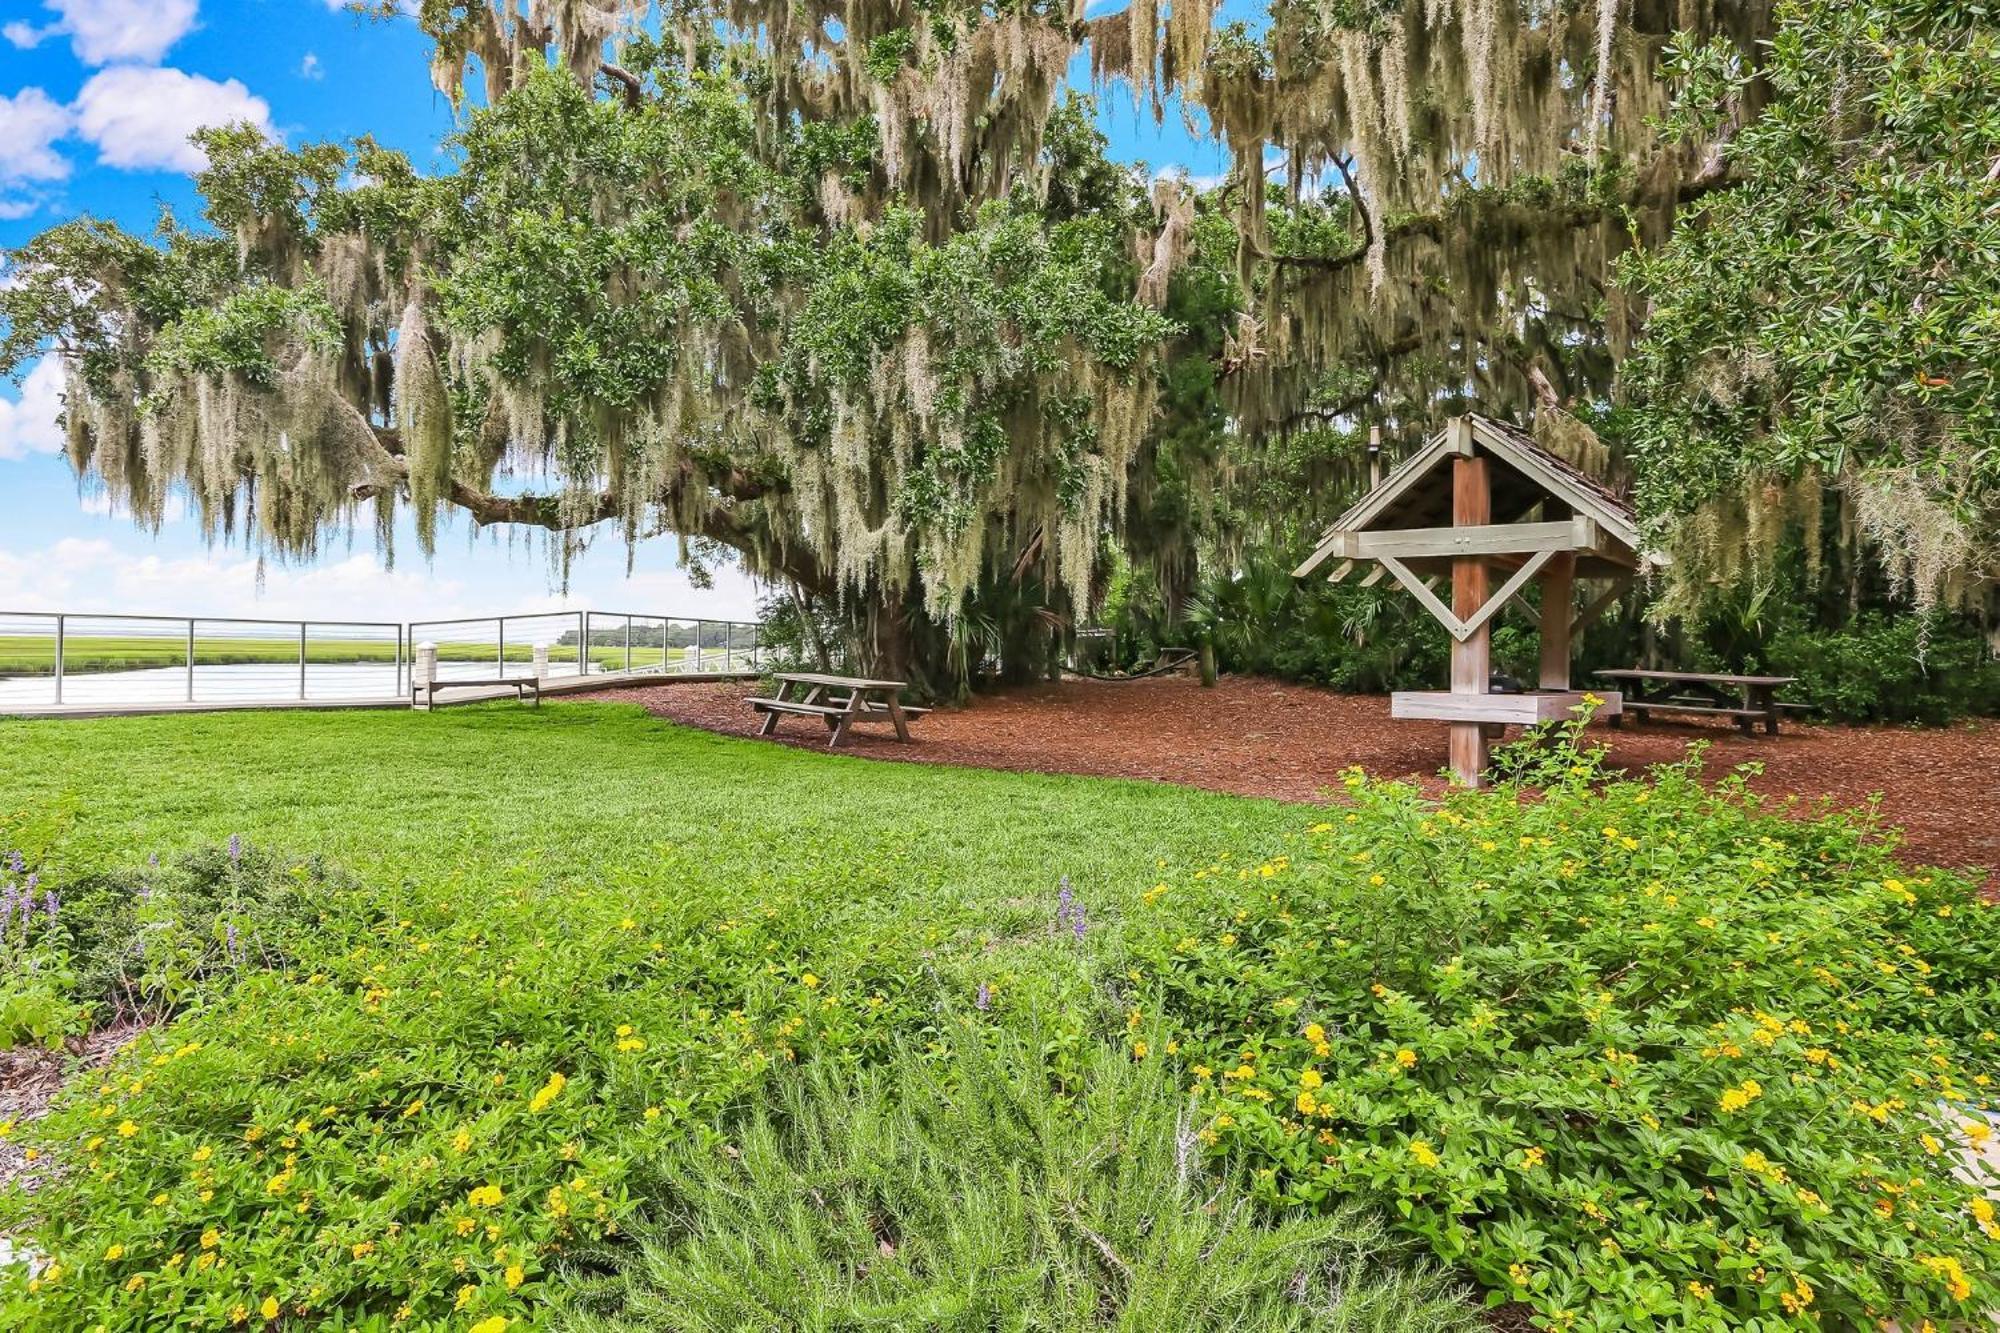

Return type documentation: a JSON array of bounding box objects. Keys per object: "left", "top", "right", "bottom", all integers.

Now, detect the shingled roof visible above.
[{"left": 1294, "top": 413, "right": 1661, "bottom": 582}]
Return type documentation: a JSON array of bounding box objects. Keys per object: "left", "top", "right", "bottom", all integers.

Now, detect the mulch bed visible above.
[{"left": 609, "top": 675, "right": 1999, "bottom": 883}]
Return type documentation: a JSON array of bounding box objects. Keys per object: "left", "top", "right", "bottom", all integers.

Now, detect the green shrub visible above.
[
  {"left": 1762, "top": 614, "right": 2000, "bottom": 725},
  {"left": 1130, "top": 731, "right": 2000, "bottom": 1329},
  {"left": 557, "top": 1025, "right": 1476, "bottom": 1332},
  {"left": 0, "top": 848, "right": 943, "bottom": 1331}
]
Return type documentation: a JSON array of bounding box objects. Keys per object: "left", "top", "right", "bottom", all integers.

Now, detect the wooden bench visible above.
[
  {"left": 749, "top": 672, "right": 925, "bottom": 747},
  {"left": 1595, "top": 668, "right": 1798, "bottom": 735},
  {"left": 413, "top": 676, "right": 540, "bottom": 710}
]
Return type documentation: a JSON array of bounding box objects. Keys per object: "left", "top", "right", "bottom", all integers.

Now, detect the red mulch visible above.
[{"left": 608, "top": 675, "right": 2000, "bottom": 883}]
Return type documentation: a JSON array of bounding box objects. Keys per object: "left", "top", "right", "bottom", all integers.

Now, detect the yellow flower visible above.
[
  {"left": 801, "top": 972, "right": 821, "bottom": 989},
  {"left": 615, "top": 1037, "right": 646, "bottom": 1053},
  {"left": 618, "top": 917, "right": 637, "bottom": 931},
  {"left": 1132, "top": 1041, "right": 1149, "bottom": 1060},
  {"left": 1963, "top": 1119, "right": 1993, "bottom": 1147},
  {"left": 192, "top": 1145, "right": 214, "bottom": 1162},
  {"left": 116, "top": 1120, "right": 138, "bottom": 1138},
  {"left": 201, "top": 1228, "right": 221, "bottom": 1250},
  {"left": 260, "top": 1296, "right": 280, "bottom": 1320},
  {"left": 452, "top": 1130, "right": 473, "bottom": 1153},
  {"left": 468, "top": 1184, "right": 504, "bottom": 1208},
  {"left": 1717, "top": 1079, "right": 1762, "bottom": 1113},
  {"left": 528, "top": 1072, "right": 567, "bottom": 1113},
  {"left": 1519, "top": 1147, "right": 1546, "bottom": 1170},
  {"left": 1394, "top": 1048, "right": 1418, "bottom": 1069},
  {"left": 230, "top": 1305, "right": 249, "bottom": 1326},
  {"left": 643, "top": 1106, "right": 661, "bottom": 1121},
  {"left": 504, "top": 1264, "right": 526, "bottom": 1290},
  {"left": 352, "top": 1241, "right": 375, "bottom": 1259},
  {"left": 104, "top": 1244, "right": 125, "bottom": 1262},
  {"left": 1296, "top": 1091, "right": 1317, "bottom": 1115},
  {"left": 1409, "top": 1139, "right": 1440, "bottom": 1168},
  {"left": 469, "top": 1318, "right": 510, "bottom": 1333},
  {"left": 1299, "top": 1069, "right": 1323, "bottom": 1091},
  {"left": 1303, "top": 1023, "right": 1325, "bottom": 1044}
]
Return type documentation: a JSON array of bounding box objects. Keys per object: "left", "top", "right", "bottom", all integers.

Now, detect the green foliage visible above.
[
  {"left": 1130, "top": 730, "right": 2000, "bottom": 1330},
  {"left": 0, "top": 704, "right": 1309, "bottom": 1330},
  {"left": 1760, "top": 614, "right": 2000, "bottom": 726},
  {"left": 558, "top": 1027, "right": 1475, "bottom": 1332},
  {"left": 1622, "top": 0, "right": 2000, "bottom": 600}
]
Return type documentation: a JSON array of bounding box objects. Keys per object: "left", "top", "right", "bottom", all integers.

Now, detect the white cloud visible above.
[
  {"left": 0, "top": 357, "right": 67, "bottom": 462},
  {"left": 300, "top": 51, "right": 323, "bottom": 80},
  {"left": 73, "top": 66, "right": 272, "bottom": 173},
  {"left": 6, "top": 0, "right": 200, "bottom": 66},
  {"left": 79, "top": 490, "right": 189, "bottom": 523},
  {"left": 0, "top": 88, "right": 73, "bottom": 217}
]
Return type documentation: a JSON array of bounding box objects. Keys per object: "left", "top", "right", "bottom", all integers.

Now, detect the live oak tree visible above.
[
  {"left": 1619, "top": 0, "right": 1999, "bottom": 622},
  {"left": 0, "top": 0, "right": 1784, "bottom": 686}
]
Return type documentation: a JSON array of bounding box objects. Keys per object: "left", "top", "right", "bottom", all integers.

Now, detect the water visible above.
[{"left": 0, "top": 660, "right": 580, "bottom": 710}]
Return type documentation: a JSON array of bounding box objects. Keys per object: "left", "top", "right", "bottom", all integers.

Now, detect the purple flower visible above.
[
  {"left": 6, "top": 851, "right": 22, "bottom": 875},
  {"left": 42, "top": 889, "right": 57, "bottom": 923},
  {"left": 0, "top": 889, "right": 15, "bottom": 943},
  {"left": 148, "top": 852, "right": 160, "bottom": 868},
  {"left": 1056, "top": 875, "right": 1074, "bottom": 927},
  {"left": 975, "top": 982, "right": 991, "bottom": 1011},
  {"left": 1071, "top": 905, "right": 1087, "bottom": 942},
  {"left": 226, "top": 921, "right": 241, "bottom": 961},
  {"left": 227, "top": 834, "right": 244, "bottom": 863}
]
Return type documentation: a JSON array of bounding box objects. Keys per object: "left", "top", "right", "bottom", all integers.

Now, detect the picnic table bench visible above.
[
  {"left": 412, "top": 676, "right": 540, "bottom": 709},
  {"left": 749, "top": 672, "right": 930, "bottom": 748},
  {"left": 1595, "top": 668, "right": 1799, "bottom": 735}
]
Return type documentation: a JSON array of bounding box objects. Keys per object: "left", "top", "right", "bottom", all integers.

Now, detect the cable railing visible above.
[
  {"left": 404, "top": 611, "right": 765, "bottom": 684},
  {"left": 0, "top": 612, "right": 405, "bottom": 710},
  {"left": 0, "top": 608, "right": 763, "bottom": 713}
]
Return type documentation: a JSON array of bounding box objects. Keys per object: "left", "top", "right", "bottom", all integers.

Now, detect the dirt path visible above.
[{"left": 611, "top": 675, "right": 2000, "bottom": 882}]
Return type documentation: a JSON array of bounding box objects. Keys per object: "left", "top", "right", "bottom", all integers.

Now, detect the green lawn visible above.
[{"left": 0, "top": 701, "right": 1292, "bottom": 896}]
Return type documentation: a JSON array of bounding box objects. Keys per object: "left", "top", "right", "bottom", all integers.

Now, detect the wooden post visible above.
[
  {"left": 1448, "top": 425, "right": 1490, "bottom": 786},
  {"left": 1538, "top": 551, "right": 1575, "bottom": 690}
]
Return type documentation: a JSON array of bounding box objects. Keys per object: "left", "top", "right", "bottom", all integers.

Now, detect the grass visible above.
[{"left": 0, "top": 701, "right": 1297, "bottom": 898}]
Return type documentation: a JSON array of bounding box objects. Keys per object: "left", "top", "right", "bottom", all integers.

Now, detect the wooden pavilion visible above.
[{"left": 1294, "top": 413, "right": 1664, "bottom": 786}]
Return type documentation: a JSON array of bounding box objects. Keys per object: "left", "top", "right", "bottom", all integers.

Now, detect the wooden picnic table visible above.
[
  {"left": 748, "top": 671, "right": 929, "bottom": 748},
  {"left": 1596, "top": 667, "right": 1799, "bottom": 736}
]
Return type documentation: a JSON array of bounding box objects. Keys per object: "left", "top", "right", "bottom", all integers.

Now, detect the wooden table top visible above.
[
  {"left": 773, "top": 671, "right": 908, "bottom": 691},
  {"left": 1596, "top": 668, "right": 1798, "bottom": 687}
]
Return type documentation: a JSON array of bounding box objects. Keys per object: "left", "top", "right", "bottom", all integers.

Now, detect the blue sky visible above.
[{"left": 0, "top": 0, "right": 1229, "bottom": 623}]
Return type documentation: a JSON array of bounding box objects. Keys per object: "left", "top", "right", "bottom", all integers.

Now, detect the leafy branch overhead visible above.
[{"left": 2, "top": 0, "right": 1987, "bottom": 674}]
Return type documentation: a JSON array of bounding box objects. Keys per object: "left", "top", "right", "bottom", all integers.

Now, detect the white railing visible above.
[{"left": 0, "top": 609, "right": 764, "bottom": 713}]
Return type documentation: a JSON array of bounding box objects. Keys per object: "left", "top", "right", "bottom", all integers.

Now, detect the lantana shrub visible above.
[
  {"left": 0, "top": 846, "right": 940, "bottom": 1331},
  {"left": 1132, "top": 735, "right": 2000, "bottom": 1329}
]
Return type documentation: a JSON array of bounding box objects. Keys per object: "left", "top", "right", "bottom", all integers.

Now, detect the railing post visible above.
[
  {"left": 693, "top": 620, "right": 704, "bottom": 673},
  {"left": 53, "top": 613, "right": 64, "bottom": 705},
  {"left": 497, "top": 617, "right": 506, "bottom": 678},
  {"left": 578, "top": 611, "right": 588, "bottom": 677},
  {"left": 395, "top": 625, "right": 405, "bottom": 698},
  {"left": 414, "top": 641, "right": 437, "bottom": 709},
  {"left": 625, "top": 615, "right": 632, "bottom": 674},
  {"left": 299, "top": 623, "right": 308, "bottom": 700},
  {"left": 533, "top": 643, "right": 550, "bottom": 686},
  {"left": 187, "top": 618, "right": 196, "bottom": 702}
]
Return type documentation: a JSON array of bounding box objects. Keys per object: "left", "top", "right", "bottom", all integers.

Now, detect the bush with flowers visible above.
[
  {"left": 1129, "top": 724, "right": 2000, "bottom": 1329},
  {"left": 0, "top": 837, "right": 945, "bottom": 1331}
]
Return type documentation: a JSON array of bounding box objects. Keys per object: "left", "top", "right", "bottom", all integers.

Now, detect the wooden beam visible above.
[
  {"left": 1325, "top": 559, "right": 1355, "bottom": 584},
  {"left": 1570, "top": 577, "right": 1631, "bottom": 637},
  {"left": 1378, "top": 554, "right": 1466, "bottom": 638},
  {"left": 1448, "top": 453, "right": 1491, "bottom": 786},
  {"left": 1358, "top": 564, "right": 1387, "bottom": 588},
  {"left": 1540, "top": 551, "right": 1576, "bottom": 690},
  {"left": 1350, "top": 518, "right": 1595, "bottom": 560},
  {"left": 1457, "top": 549, "right": 1556, "bottom": 642}
]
